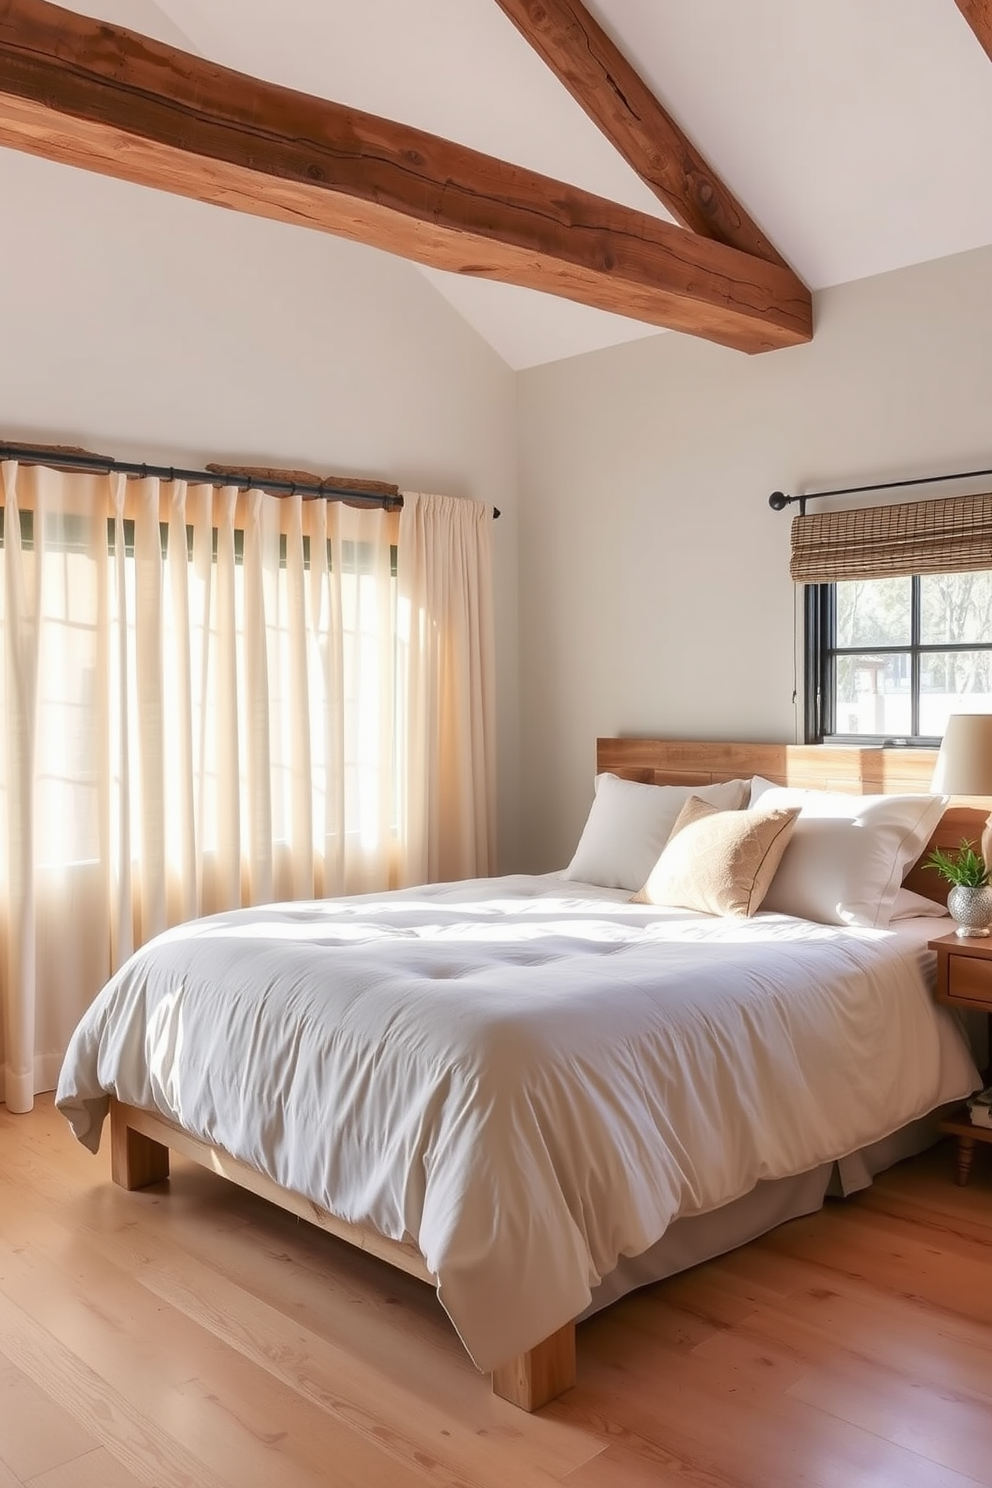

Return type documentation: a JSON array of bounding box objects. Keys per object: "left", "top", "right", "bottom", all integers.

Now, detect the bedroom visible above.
[{"left": 2, "top": 1, "right": 992, "bottom": 1484}]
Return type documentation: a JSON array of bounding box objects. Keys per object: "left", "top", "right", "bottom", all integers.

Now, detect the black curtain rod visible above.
[
  {"left": 0, "top": 443, "right": 404, "bottom": 509},
  {"left": 768, "top": 465, "right": 992, "bottom": 517},
  {"left": 1, "top": 443, "right": 504, "bottom": 519}
]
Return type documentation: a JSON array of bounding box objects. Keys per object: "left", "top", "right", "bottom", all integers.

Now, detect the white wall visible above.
[
  {"left": 7, "top": 147, "right": 992, "bottom": 879},
  {"left": 516, "top": 245, "right": 992, "bottom": 871},
  {"left": 0, "top": 147, "right": 521, "bottom": 866}
]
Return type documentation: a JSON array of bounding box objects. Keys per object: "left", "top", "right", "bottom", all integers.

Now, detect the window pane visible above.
[
  {"left": 919, "top": 651, "right": 992, "bottom": 735},
  {"left": 920, "top": 571, "right": 992, "bottom": 644},
  {"left": 834, "top": 653, "right": 912, "bottom": 737},
  {"left": 836, "top": 577, "right": 911, "bottom": 647}
]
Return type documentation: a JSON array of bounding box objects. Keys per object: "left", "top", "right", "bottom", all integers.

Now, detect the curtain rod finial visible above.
[{"left": 769, "top": 490, "right": 790, "bottom": 511}]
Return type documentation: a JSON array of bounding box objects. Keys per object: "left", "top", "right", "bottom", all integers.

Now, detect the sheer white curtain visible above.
[
  {"left": 0, "top": 464, "right": 495, "bottom": 1112},
  {"left": 398, "top": 492, "right": 496, "bottom": 885}
]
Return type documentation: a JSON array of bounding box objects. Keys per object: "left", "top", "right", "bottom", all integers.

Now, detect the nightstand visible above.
[{"left": 930, "top": 932, "right": 992, "bottom": 1184}]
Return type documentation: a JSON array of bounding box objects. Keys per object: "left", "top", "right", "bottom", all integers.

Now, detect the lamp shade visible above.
[{"left": 931, "top": 713, "right": 992, "bottom": 795}]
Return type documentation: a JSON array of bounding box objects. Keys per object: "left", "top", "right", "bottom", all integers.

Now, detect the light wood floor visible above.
[{"left": 2, "top": 1098, "right": 991, "bottom": 1488}]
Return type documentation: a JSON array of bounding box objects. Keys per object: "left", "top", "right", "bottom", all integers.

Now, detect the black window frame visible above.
[{"left": 805, "top": 576, "right": 992, "bottom": 747}]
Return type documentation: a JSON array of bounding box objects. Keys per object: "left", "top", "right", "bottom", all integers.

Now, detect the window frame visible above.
[{"left": 804, "top": 576, "right": 992, "bottom": 747}]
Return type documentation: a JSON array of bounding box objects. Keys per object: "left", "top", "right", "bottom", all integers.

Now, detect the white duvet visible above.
[{"left": 56, "top": 875, "right": 979, "bottom": 1372}]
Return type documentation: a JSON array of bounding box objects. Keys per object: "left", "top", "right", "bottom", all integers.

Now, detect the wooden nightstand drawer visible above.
[
  {"left": 930, "top": 931, "right": 992, "bottom": 1184},
  {"left": 945, "top": 953, "right": 992, "bottom": 1010},
  {"left": 930, "top": 932, "right": 992, "bottom": 1013}
]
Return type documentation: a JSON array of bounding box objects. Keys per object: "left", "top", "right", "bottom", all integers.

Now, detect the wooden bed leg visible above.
[
  {"left": 954, "top": 1134, "right": 976, "bottom": 1187},
  {"left": 491, "top": 1321, "right": 576, "bottom": 1411},
  {"left": 110, "top": 1099, "right": 170, "bottom": 1190}
]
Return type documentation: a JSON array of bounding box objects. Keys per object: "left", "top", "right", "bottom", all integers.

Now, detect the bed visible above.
[{"left": 55, "top": 739, "right": 986, "bottom": 1411}]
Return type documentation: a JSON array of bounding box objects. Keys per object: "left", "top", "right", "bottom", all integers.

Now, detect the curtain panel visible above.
[
  {"left": 398, "top": 493, "right": 497, "bottom": 887},
  {"left": 790, "top": 492, "right": 992, "bottom": 584},
  {"left": 0, "top": 463, "right": 495, "bottom": 1111}
]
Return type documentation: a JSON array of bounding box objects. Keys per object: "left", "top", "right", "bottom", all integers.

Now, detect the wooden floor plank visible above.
[
  {"left": 0, "top": 1458, "right": 24, "bottom": 1488},
  {"left": 3, "top": 1098, "right": 992, "bottom": 1488},
  {"left": 24, "top": 1445, "right": 150, "bottom": 1488},
  {"left": 0, "top": 1195, "right": 598, "bottom": 1488},
  {"left": 564, "top": 1365, "right": 987, "bottom": 1488},
  {"left": 560, "top": 1438, "right": 739, "bottom": 1488},
  {"left": 720, "top": 1271, "right": 992, "bottom": 1404},
  {"left": 0, "top": 1222, "right": 449, "bottom": 1488},
  {"left": 0, "top": 1286, "right": 231, "bottom": 1488},
  {"left": 0, "top": 1362, "right": 100, "bottom": 1482},
  {"left": 0, "top": 1103, "right": 602, "bottom": 1485},
  {"left": 41, "top": 1198, "right": 566, "bottom": 1488},
  {"left": 787, "top": 1351, "right": 992, "bottom": 1483}
]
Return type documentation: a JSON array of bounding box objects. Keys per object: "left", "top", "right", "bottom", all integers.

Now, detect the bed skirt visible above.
[{"left": 583, "top": 1111, "right": 940, "bottom": 1316}]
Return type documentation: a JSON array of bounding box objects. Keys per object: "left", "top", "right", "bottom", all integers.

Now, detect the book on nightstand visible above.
[{"left": 966, "top": 1086, "right": 992, "bottom": 1129}]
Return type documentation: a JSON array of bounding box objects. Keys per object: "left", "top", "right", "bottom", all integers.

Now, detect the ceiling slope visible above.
[
  {"left": 955, "top": 0, "right": 992, "bottom": 60},
  {"left": 492, "top": 0, "right": 789, "bottom": 269},
  {"left": 0, "top": 0, "right": 811, "bottom": 353}
]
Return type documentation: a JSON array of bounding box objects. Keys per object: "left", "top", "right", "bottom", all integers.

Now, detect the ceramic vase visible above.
[{"left": 947, "top": 883, "right": 992, "bottom": 937}]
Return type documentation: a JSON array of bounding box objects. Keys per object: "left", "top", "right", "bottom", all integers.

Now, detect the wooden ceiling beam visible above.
[
  {"left": 954, "top": 0, "right": 992, "bottom": 61},
  {"left": 492, "top": 0, "right": 790, "bottom": 270},
  {"left": 0, "top": 0, "right": 811, "bottom": 354}
]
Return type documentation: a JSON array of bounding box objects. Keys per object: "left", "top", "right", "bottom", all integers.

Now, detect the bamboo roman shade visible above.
[{"left": 790, "top": 492, "right": 992, "bottom": 583}]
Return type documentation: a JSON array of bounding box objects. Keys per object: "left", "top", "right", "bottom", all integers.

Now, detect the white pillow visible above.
[
  {"left": 563, "top": 773, "right": 750, "bottom": 891},
  {"left": 889, "top": 887, "right": 949, "bottom": 920},
  {"left": 748, "top": 777, "right": 947, "bottom": 928}
]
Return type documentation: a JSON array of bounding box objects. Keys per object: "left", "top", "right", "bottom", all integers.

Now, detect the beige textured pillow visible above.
[{"left": 633, "top": 796, "right": 801, "bottom": 917}]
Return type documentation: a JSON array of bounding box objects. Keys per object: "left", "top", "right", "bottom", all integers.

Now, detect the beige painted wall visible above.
[
  {"left": 0, "top": 147, "right": 521, "bottom": 867},
  {"left": 516, "top": 245, "right": 992, "bottom": 872}
]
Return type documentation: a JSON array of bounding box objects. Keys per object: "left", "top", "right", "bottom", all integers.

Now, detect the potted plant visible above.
[{"left": 924, "top": 838, "right": 992, "bottom": 937}]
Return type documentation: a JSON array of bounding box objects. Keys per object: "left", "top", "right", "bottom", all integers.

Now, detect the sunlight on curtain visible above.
[
  {"left": 398, "top": 492, "right": 496, "bottom": 885},
  {"left": 0, "top": 463, "right": 495, "bottom": 1112}
]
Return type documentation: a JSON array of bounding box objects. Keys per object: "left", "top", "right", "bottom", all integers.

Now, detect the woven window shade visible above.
[{"left": 790, "top": 492, "right": 992, "bottom": 583}]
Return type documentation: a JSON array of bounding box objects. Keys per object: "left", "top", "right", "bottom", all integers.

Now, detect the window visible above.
[
  {"left": 806, "top": 570, "right": 992, "bottom": 743},
  {"left": 1, "top": 462, "right": 496, "bottom": 1109}
]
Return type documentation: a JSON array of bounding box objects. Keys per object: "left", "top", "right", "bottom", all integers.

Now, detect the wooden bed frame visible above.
[
  {"left": 108, "top": 739, "right": 990, "bottom": 1411},
  {"left": 108, "top": 1097, "right": 575, "bottom": 1411}
]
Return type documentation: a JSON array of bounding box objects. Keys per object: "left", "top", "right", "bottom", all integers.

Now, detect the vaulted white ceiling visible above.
[{"left": 41, "top": 0, "right": 992, "bottom": 367}]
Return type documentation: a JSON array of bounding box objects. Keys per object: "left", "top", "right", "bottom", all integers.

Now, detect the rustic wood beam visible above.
[
  {"left": 492, "top": 0, "right": 790, "bottom": 269},
  {"left": 954, "top": 0, "right": 992, "bottom": 62},
  {"left": 0, "top": 0, "right": 811, "bottom": 354}
]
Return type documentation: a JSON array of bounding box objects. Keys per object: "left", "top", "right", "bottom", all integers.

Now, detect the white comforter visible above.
[{"left": 56, "top": 875, "right": 979, "bottom": 1372}]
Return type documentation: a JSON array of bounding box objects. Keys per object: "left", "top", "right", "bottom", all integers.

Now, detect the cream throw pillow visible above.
[{"left": 633, "top": 796, "right": 801, "bottom": 917}]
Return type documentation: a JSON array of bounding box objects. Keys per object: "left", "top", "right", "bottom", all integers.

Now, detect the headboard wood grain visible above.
[{"left": 596, "top": 738, "right": 992, "bottom": 906}]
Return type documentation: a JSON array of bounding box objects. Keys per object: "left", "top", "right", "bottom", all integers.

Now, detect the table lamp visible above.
[{"left": 930, "top": 712, "right": 992, "bottom": 873}]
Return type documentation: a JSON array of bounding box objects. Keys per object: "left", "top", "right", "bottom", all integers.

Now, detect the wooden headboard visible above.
[{"left": 596, "top": 738, "right": 992, "bottom": 905}]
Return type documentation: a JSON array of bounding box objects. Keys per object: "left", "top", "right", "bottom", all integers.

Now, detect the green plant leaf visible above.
[{"left": 924, "top": 838, "right": 989, "bottom": 887}]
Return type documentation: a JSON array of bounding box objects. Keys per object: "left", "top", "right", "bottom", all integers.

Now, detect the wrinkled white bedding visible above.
[{"left": 56, "top": 875, "right": 979, "bottom": 1372}]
